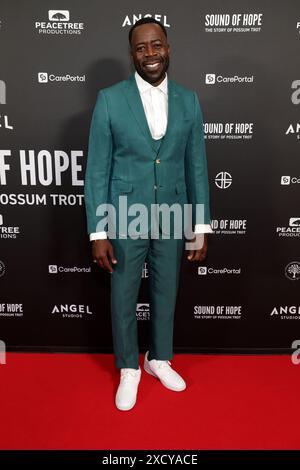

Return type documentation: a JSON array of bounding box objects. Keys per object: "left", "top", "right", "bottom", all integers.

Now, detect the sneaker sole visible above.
[{"left": 115, "top": 400, "right": 137, "bottom": 411}]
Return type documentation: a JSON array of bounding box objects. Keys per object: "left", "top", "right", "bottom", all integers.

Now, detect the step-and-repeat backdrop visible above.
[{"left": 0, "top": 0, "right": 299, "bottom": 353}]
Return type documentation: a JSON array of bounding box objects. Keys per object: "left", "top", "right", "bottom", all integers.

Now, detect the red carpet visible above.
[{"left": 0, "top": 353, "right": 299, "bottom": 450}]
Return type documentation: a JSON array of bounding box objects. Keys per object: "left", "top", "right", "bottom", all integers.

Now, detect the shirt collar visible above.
[{"left": 134, "top": 71, "right": 168, "bottom": 95}]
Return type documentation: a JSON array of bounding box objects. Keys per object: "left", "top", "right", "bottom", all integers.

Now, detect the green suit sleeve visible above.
[
  {"left": 185, "top": 91, "right": 212, "bottom": 229},
  {"left": 84, "top": 90, "right": 113, "bottom": 235}
]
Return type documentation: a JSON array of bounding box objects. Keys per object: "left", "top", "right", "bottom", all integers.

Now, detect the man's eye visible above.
[
  {"left": 154, "top": 44, "right": 162, "bottom": 48},
  {"left": 137, "top": 47, "right": 144, "bottom": 52}
]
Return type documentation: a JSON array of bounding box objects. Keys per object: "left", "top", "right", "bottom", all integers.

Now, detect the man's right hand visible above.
[{"left": 92, "top": 239, "right": 117, "bottom": 273}]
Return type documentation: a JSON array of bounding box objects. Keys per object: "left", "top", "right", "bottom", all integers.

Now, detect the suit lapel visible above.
[
  {"left": 123, "top": 73, "right": 180, "bottom": 154},
  {"left": 124, "top": 74, "right": 156, "bottom": 152}
]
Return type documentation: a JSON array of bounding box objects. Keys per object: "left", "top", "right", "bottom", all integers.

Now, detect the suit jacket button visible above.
[{"left": 155, "top": 159, "right": 161, "bottom": 164}]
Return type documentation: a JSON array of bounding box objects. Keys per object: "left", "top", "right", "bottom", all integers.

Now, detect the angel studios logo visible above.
[
  {"left": 51, "top": 304, "right": 93, "bottom": 318},
  {"left": 270, "top": 306, "right": 300, "bottom": 320},
  {"left": 121, "top": 13, "right": 170, "bottom": 28}
]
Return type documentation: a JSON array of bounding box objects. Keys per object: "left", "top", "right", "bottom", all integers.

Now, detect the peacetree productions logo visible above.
[
  {"left": 49, "top": 10, "right": 70, "bottom": 21},
  {"left": 34, "top": 10, "right": 85, "bottom": 35},
  {"left": 276, "top": 218, "right": 300, "bottom": 238},
  {"left": 136, "top": 303, "right": 150, "bottom": 320},
  {"left": 0, "top": 214, "right": 21, "bottom": 240}
]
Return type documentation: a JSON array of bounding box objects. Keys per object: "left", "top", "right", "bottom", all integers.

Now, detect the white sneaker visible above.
[
  {"left": 115, "top": 366, "right": 141, "bottom": 411},
  {"left": 144, "top": 351, "right": 186, "bottom": 392}
]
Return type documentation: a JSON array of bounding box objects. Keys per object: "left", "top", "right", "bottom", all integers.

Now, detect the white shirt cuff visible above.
[
  {"left": 194, "top": 224, "right": 214, "bottom": 234},
  {"left": 90, "top": 226, "right": 213, "bottom": 239},
  {"left": 89, "top": 231, "right": 107, "bottom": 241}
]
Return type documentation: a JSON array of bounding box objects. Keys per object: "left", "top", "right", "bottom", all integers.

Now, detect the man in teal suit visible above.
[{"left": 84, "top": 17, "right": 213, "bottom": 411}]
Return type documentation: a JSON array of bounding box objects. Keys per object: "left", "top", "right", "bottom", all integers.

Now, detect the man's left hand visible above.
[{"left": 187, "top": 233, "right": 208, "bottom": 262}]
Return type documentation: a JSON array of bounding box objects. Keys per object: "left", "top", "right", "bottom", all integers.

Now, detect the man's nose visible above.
[{"left": 144, "top": 45, "right": 156, "bottom": 56}]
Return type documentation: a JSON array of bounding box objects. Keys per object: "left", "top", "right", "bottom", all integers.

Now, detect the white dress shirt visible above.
[
  {"left": 134, "top": 70, "right": 168, "bottom": 139},
  {"left": 89, "top": 71, "right": 213, "bottom": 240}
]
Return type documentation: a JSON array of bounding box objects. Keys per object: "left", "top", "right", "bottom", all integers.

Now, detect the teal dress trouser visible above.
[{"left": 109, "top": 137, "right": 185, "bottom": 369}]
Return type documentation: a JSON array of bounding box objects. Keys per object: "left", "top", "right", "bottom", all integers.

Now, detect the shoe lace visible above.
[
  {"left": 120, "top": 368, "right": 139, "bottom": 381},
  {"left": 155, "top": 360, "right": 171, "bottom": 370}
]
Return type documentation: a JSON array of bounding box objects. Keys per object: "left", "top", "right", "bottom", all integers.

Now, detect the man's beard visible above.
[{"left": 135, "top": 56, "right": 170, "bottom": 85}]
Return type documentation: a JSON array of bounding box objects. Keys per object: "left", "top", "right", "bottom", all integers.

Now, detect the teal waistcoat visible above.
[{"left": 152, "top": 136, "right": 164, "bottom": 153}]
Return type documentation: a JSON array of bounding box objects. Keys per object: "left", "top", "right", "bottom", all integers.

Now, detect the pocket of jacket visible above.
[
  {"left": 110, "top": 180, "right": 133, "bottom": 194},
  {"left": 175, "top": 181, "right": 187, "bottom": 194}
]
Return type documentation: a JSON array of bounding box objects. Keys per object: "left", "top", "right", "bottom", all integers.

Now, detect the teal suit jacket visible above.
[{"left": 84, "top": 73, "right": 212, "bottom": 237}]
